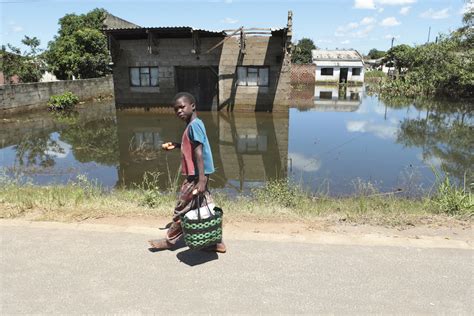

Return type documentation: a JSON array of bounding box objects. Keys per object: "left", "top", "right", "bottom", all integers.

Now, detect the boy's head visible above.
[{"left": 173, "top": 92, "right": 196, "bottom": 122}]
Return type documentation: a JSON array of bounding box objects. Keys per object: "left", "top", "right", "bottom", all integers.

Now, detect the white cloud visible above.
[
  {"left": 354, "top": 0, "right": 376, "bottom": 9},
  {"left": 354, "top": 0, "right": 415, "bottom": 9},
  {"left": 361, "top": 17, "right": 376, "bottom": 25},
  {"left": 417, "top": 153, "right": 442, "bottom": 168},
  {"left": 224, "top": 0, "right": 232, "bottom": 3},
  {"left": 45, "top": 140, "right": 71, "bottom": 159},
  {"left": 335, "top": 17, "right": 376, "bottom": 38},
  {"left": 351, "top": 25, "right": 375, "bottom": 38},
  {"left": 12, "top": 26, "right": 24, "bottom": 33},
  {"left": 420, "top": 8, "right": 450, "bottom": 19},
  {"left": 289, "top": 153, "right": 321, "bottom": 172},
  {"left": 317, "top": 39, "right": 333, "bottom": 43},
  {"left": 378, "top": 7, "right": 385, "bottom": 13},
  {"left": 380, "top": 17, "right": 401, "bottom": 26},
  {"left": 221, "top": 17, "right": 238, "bottom": 24},
  {"left": 460, "top": 2, "right": 474, "bottom": 14},
  {"left": 378, "top": 0, "right": 415, "bottom": 4},
  {"left": 341, "top": 40, "right": 351, "bottom": 44},
  {"left": 400, "top": 6, "right": 411, "bottom": 15},
  {"left": 346, "top": 120, "right": 397, "bottom": 140},
  {"left": 384, "top": 34, "right": 400, "bottom": 39}
]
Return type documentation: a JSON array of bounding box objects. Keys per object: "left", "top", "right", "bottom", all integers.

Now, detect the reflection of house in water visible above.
[
  {"left": 313, "top": 85, "right": 363, "bottom": 112},
  {"left": 217, "top": 112, "right": 288, "bottom": 191},
  {"left": 115, "top": 112, "right": 288, "bottom": 193}
]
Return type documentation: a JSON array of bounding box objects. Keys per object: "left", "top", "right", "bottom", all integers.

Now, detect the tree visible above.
[
  {"left": 0, "top": 35, "right": 44, "bottom": 83},
  {"left": 46, "top": 8, "right": 111, "bottom": 80},
  {"left": 385, "top": 44, "right": 414, "bottom": 74},
  {"left": 367, "top": 48, "right": 386, "bottom": 59},
  {"left": 291, "top": 38, "right": 317, "bottom": 64}
]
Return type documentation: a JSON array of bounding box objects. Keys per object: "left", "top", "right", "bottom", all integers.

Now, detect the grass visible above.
[{"left": 0, "top": 172, "right": 471, "bottom": 227}]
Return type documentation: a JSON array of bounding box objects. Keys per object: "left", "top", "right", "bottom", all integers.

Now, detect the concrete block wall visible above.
[
  {"left": 0, "top": 76, "right": 113, "bottom": 114},
  {"left": 112, "top": 38, "right": 222, "bottom": 107},
  {"left": 219, "top": 36, "right": 290, "bottom": 112},
  {"left": 113, "top": 35, "right": 290, "bottom": 112}
]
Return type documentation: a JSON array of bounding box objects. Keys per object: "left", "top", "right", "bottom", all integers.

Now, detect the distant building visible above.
[{"left": 312, "top": 49, "right": 364, "bottom": 85}]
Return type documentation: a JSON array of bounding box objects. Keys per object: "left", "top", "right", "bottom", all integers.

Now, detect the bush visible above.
[
  {"left": 432, "top": 168, "right": 473, "bottom": 217},
  {"left": 253, "top": 179, "right": 309, "bottom": 208},
  {"left": 47, "top": 92, "right": 79, "bottom": 111},
  {"left": 365, "top": 70, "right": 387, "bottom": 78}
]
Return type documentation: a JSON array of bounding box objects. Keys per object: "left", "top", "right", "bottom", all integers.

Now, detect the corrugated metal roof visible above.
[
  {"left": 315, "top": 61, "right": 364, "bottom": 67},
  {"left": 105, "top": 26, "right": 226, "bottom": 35},
  {"left": 105, "top": 26, "right": 286, "bottom": 38},
  {"left": 312, "top": 49, "right": 363, "bottom": 62}
]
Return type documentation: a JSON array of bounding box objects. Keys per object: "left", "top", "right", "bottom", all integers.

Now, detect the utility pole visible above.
[
  {"left": 389, "top": 37, "right": 395, "bottom": 78},
  {"left": 427, "top": 26, "right": 431, "bottom": 43}
]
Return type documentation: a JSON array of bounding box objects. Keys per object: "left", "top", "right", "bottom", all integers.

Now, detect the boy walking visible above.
[{"left": 148, "top": 92, "right": 226, "bottom": 253}]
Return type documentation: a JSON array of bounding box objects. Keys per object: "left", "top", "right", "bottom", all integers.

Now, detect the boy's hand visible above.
[
  {"left": 195, "top": 179, "right": 207, "bottom": 195},
  {"left": 161, "top": 142, "right": 175, "bottom": 150}
]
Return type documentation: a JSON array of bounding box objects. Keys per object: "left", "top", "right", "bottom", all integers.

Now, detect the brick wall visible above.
[
  {"left": 0, "top": 76, "right": 113, "bottom": 114},
  {"left": 290, "top": 64, "right": 315, "bottom": 84}
]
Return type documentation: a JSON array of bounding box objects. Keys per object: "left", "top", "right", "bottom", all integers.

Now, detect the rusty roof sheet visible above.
[
  {"left": 104, "top": 26, "right": 226, "bottom": 36},
  {"left": 105, "top": 26, "right": 287, "bottom": 39}
]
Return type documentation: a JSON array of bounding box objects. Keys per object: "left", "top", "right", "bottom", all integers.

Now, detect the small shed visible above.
[{"left": 312, "top": 49, "right": 364, "bottom": 85}]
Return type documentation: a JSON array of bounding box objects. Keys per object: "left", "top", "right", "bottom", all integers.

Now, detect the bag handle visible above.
[{"left": 193, "top": 192, "right": 212, "bottom": 221}]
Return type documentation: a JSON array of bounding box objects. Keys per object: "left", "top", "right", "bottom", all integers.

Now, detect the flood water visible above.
[{"left": 1, "top": 86, "right": 472, "bottom": 196}]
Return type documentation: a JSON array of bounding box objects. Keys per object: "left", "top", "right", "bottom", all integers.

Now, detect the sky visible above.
[{"left": 1, "top": 0, "right": 471, "bottom": 55}]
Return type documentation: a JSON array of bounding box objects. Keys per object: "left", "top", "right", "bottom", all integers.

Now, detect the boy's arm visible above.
[{"left": 193, "top": 143, "right": 206, "bottom": 194}]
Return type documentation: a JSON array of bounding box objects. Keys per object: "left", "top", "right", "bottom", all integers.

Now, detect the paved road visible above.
[{"left": 1, "top": 222, "right": 473, "bottom": 314}]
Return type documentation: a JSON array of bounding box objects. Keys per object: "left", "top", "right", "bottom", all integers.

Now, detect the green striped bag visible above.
[{"left": 180, "top": 197, "right": 223, "bottom": 250}]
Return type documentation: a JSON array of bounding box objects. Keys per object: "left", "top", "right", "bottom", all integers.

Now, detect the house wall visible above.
[
  {"left": 112, "top": 37, "right": 222, "bottom": 108},
  {"left": 218, "top": 36, "right": 290, "bottom": 112},
  {"left": 112, "top": 35, "right": 290, "bottom": 112},
  {"left": 0, "top": 76, "right": 113, "bottom": 115},
  {"left": 315, "top": 66, "right": 364, "bottom": 84}
]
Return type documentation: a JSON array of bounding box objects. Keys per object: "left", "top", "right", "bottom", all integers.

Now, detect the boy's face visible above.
[{"left": 174, "top": 97, "right": 195, "bottom": 121}]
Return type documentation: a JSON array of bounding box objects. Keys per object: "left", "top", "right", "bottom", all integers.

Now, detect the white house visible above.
[{"left": 312, "top": 49, "right": 364, "bottom": 84}]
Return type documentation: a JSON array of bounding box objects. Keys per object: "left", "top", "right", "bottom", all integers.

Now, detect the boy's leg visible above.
[{"left": 149, "top": 177, "right": 198, "bottom": 249}]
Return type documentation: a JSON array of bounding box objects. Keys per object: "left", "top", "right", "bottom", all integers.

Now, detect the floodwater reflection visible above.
[
  {"left": 116, "top": 111, "right": 288, "bottom": 193},
  {"left": 313, "top": 85, "right": 363, "bottom": 112},
  {"left": 0, "top": 91, "right": 471, "bottom": 196}
]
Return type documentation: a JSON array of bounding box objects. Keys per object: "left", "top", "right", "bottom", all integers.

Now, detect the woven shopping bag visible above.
[{"left": 180, "top": 195, "right": 223, "bottom": 250}]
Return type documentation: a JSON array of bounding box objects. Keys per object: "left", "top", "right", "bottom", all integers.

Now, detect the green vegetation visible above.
[
  {"left": 47, "top": 92, "right": 79, "bottom": 111},
  {"left": 394, "top": 99, "right": 473, "bottom": 186},
  {"left": 291, "top": 38, "right": 316, "bottom": 64},
  {"left": 59, "top": 117, "right": 119, "bottom": 166},
  {"left": 365, "top": 70, "right": 386, "bottom": 78},
  {"left": 367, "top": 48, "right": 386, "bottom": 59},
  {"left": 432, "top": 168, "right": 473, "bottom": 216},
  {"left": 0, "top": 36, "right": 44, "bottom": 83},
  {"left": 0, "top": 171, "right": 471, "bottom": 225},
  {"left": 45, "top": 8, "right": 111, "bottom": 80},
  {"left": 372, "top": 9, "right": 473, "bottom": 99}
]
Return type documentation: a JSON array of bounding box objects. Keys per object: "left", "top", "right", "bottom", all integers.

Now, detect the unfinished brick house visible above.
[{"left": 104, "top": 12, "right": 292, "bottom": 112}]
